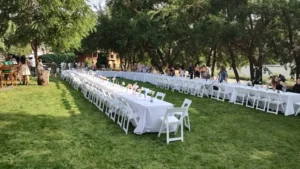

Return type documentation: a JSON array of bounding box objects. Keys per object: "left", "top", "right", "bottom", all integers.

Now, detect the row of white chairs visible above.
[
  {"left": 62, "top": 71, "right": 139, "bottom": 134},
  {"left": 62, "top": 71, "right": 195, "bottom": 143},
  {"left": 231, "top": 87, "right": 287, "bottom": 115},
  {"left": 155, "top": 74, "right": 300, "bottom": 116},
  {"left": 157, "top": 76, "right": 213, "bottom": 98}
]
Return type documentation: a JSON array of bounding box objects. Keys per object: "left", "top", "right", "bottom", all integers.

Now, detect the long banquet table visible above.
[
  {"left": 74, "top": 71, "right": 174, "bottom": 134},
  {"left": 95, "top": 70, "right": 300, "bottom": 116},
  {"left": 224, "top": 84, "right": 300, "bottom": 116}
]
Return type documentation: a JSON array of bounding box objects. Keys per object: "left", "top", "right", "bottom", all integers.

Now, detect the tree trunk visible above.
[
  {"left": 31, "top": 39, "right": 47, "bottom": 86},
  {"left": 284, "top": 10, "right": 298, "bottom": 79},
  {"left": 211, "top": 46, "right": 217, "bottom": 78},
  {"left": 206, "top": 45, "right": 215, "bottom": 67},
  {"left": 296, "top": 57, "right": 300, "bottom": 79},
  {"left": 227, "top": 44, "right": 240, "bottom": 82},
  {"left": 249, "top": 59, "right": 255, "bottom": 81}
]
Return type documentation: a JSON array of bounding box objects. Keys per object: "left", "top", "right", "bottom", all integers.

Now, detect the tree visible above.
[{"left": 0, "top": 0, "right": 97, "bottom": 85}]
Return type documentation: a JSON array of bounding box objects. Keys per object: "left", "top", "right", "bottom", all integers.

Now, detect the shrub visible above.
[{"left": 40, "top": 53, "right": 77, "bottom": 64}]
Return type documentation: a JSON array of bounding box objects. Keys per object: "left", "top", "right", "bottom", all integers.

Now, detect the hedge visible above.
[{"left": 39, "top": 53, "right": 77, "bottom": 64}]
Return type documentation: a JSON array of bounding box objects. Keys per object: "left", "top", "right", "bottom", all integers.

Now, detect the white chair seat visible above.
[
  {"left": 294, "top": 102, "right": 300, "bottom": 116},
  {"left": 160, "top": 116, "right": 180, "bottom": 124},
  {"left": 269, "top": 100, "right": 284, "bottom": 104},
  {"left": 158, "top": 107, "right": 186, "bottom": 144},
  {"left": 294, "top": 102, "right": 300, "bottom": 106}
]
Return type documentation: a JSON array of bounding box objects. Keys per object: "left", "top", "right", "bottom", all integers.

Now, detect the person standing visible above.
[
  {"left": 218, "top": 67, "right": 228, "bottom": 83},
  {"left": 30, "top": 57, "right": 36, "bottom": 77},
  {"left": 188, "top": 63, "right": 193, "bottom": 79},
  {"left": 20, "top": 56, "right": 30, "bottom": 85},
  {"left": 200, "top": 65, "right": 209, "bottom": 79},
  {"left": 194, "top": 64, "right": 200, "bottom": 78},
  {"left": 179, "top": 65, "right": 185, "bottom": 77}
]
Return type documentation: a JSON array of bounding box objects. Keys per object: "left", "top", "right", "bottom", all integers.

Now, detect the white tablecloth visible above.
[
  {"left": 96, "top": 71, "right": 121, "bottom": 78},
  {"left": 74, "top": 72, "right": 173, "bottom": 134},
  {"left": 228, "top": 85, "right": 300, "bottom": 116},
  {"left": 93, "top": 71, "right": 300, "bottom": 116}
]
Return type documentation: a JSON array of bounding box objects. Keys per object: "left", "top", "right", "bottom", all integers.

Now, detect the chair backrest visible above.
[
  {"left": 146, "top": 89, "right": 155, "bottom": 96},
  {"left": 155, "top": 92, "right": 166, "bottom": 100},
  {"left": 218, "top": 84, "right": 226, "bottom": 92},
  {"left": 163, "top": 107, "right": 187, "bottom": 123},
  {"left": 246, "top": 88, "right": 256, "bottom": 97},
  {"left": 181, "top": 99, "right": 192, "bottom": 115},
  {"left": 235, "top": 87, "right": 247, "bottom": 95},
  {"left": 267, "top": 92, "right": 281, "bottom": 102},
  {"left": 256, "top": 90, "right": 268, "bottom": 99},
  {"left": 212, "top": 84, "right": 219, "bottom": 91}
]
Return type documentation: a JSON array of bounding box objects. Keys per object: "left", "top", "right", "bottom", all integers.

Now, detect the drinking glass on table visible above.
[{"left": 282, "top": 86, "right": 286, "bottom": 93}]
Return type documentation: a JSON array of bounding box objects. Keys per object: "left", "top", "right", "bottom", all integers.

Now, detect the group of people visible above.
[
  {"left": 0, "top": 55, "right": 44, "bottom": 86},
  {"left": 270, "top": 75, "right": 300, "bottom": 93},
  {"left": 161, "top": 63, "right": 229, "bottom": 83},
  {"left": 61, "top": 61, "right": 98, "bottom": 71},
  {"left": 183, "top": 64, "right": 228, "bottom": 83},
  {"left": 135, "top": 63, "right": 153, "bottom": 73}
]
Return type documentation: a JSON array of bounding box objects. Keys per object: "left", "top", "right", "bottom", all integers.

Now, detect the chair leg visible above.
[
  {"left": 184, "top": 116, "right": 190, "bottom": 131},
  {"left": 295, "top": 107, "right": 300, "bottom": 116},
  {"left": 158, "top": 123, "right": 164, "bottom": 137},
  {"left": 125, "top": 118, "right": 130, "bottom": 134},
  {"left": 181, "top": 121, "right": 184, "bottom": 142},
  {"left": 166, "top": 124, "right": 169, "bottom": 144},
  {"left": 264, "top": 101, "right": 267, "bottom": 111}
]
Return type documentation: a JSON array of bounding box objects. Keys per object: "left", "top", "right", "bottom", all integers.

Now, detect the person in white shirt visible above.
[
  {"left": 30, "top": 58, "right": 36, "bottom": 77},
  {"left": 68, "top": 62, "right": 72, "bottom": 69},
  {"left": 179, "top": 67, "right": 186, "bottom": 77},
  {"left": 38, "top": 59, "right": 44, "bottom": 70}
]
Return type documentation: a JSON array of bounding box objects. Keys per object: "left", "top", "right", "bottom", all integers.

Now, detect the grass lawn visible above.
[{"left": 1, "top": 77, "right": 300, "bottom": 169}]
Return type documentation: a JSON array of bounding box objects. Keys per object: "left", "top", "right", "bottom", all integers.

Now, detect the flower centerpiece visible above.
[
  {"left": 132, "top": 83, "right": 138, "bottom": 95},
  {"left": 150, "top": 91, "right": 154, "bottom": 102},
  {"left": 137, "top": 88, "right": 141, "bottom": 97},
  {"left": 141, "top": 87, "right": 147, "bottom": 99},
  {"left": 127, "top": 84, "right": 131, "bottom": 93}
]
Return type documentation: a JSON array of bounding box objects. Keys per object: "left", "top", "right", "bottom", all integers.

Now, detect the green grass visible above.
[{"left": 1, "top": 77, "right": 300, "bottom": 169}]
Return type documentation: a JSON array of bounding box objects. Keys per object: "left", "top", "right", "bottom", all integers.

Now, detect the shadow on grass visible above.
[{"left": 0, "top": 78, "right": 167, "bottom": 168}]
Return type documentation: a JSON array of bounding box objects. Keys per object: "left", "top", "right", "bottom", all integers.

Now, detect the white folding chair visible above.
[
  {"left": 156, "top": 77, "right": 160, "bottom": 88},
  {"left": 158, "top": 107, "right": 186, "bottom": 144},
  {"left": 267, "top": 92, "right": 285, "bottom": 115},
  {"left": 189, "top": 81, "right": 198, "bottom": 96},
  {"left": 246, "top": 88, "right": 257, "bottom": 108},
  {"left": 234, "top": 87, "right": 247, "bottom": 105},
  {"left": 211, "top": 84, "right": 219, "bottom": 99},
  {"left": 294, "top": 102, "right": 300, "bottom": 116},
  {"left": 256, "top": 90, "right": 269, "bottom": 112},
  {"left": 117, "top": 98, "right": 127, "bottom": 127},
  {"left": 146, "top": 89, "right": 156, "bottom": 97},
  {"left": 95, "top": 90, "right": 105, "bottom": 111},
  {"left": 155, "top": 92, "right": 166, "bottom": 100},
  {"left": 109, "top": 96, "right": 121, "bottom": 122},
  {"left": 181, "top": 99, "right": 192, "bottom": 131},
  {"left": 122, "top": 101, "right": 139, "bottom": 134},
  {"left": 182, "top": 80, "right": 190, "bottom": 94},
  {"left": 217, "top": 84, "right": 231, "bottom": 102},
  {"left": 178, "top": 80, "right": 184, "bottom": 93}
]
